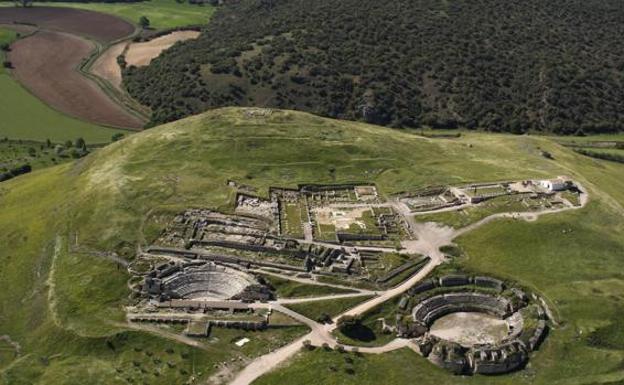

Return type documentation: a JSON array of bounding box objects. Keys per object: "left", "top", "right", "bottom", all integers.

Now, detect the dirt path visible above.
[
  {"left": 276, "top": 292, "right": 373, "bottom": 305},
  {"left": 91, "top": 41, "right": 127, "bottom": 89},
  {"left": 46, "top": 236, "right": 63, "bottom": 329},
  {"left": 453, "top": 183, "right": 589, "bottom": 239},
  {"left": 228, "top": 184, "right": 590, "bottom": 385}
]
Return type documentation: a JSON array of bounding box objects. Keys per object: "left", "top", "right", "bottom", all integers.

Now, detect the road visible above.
[{"left": 229, "top": 185, "right": 589, "bottom": 385}]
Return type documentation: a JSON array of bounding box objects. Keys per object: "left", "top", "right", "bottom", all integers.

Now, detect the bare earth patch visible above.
[
  {"left": 91, "top": 31, "right": 200, "bottom": 91},
  {"left": 429, "top": 312, "right": 510, "bottom": 347},
  {"left": 0, "top": 7, "right": 133, "bottom": 43},
  {"left": 125, "top": 30, "right": 200, "bottom": 67},
  {"left": 312, "top": 206, "right": 371, "bottom": 230},
  {"left": 91, "top": 41, "right": 127, "bottom": 89}
]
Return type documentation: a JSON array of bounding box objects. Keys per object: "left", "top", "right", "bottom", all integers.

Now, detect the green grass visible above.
[
  {"left": 0, "top": 140, "right": 76, "bottom": 173},
  {"left": 285, "top": 296, "right": 375, "bottom": 322},
  {"left": 0, "top": 27, "right": 18, "bottom": 75},
  {"left": 282, "top": 202, "right": 304, "bottom": 237},
  {"left": 579, "top": 147, "right": 624, "bottom": 156},
  {"left": 260, "top": 274, "right": 357, "bottom": 299},
  {"left": 2, "top": 107, "right": 624, "bottom": 384},
  {"left": 0, "top": 75, "right": 129, "bottom": 143},
  {"left": 40, "top": 0, "right": 215, "bottom": 30},
  {"left": 333, "top": 297, "right": 400, "bottom": 347},
  {"left": 415, "top": 195, "right": 541, "bottom": 228},
  {"left": 254, "top": 348, "right": 454, "bottom": 385}
]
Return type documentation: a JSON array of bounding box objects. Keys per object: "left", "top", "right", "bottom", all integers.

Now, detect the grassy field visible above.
[
  {"left": 251, "top": 111, "right": 624, "bottom": 383},
  {"left": 260, "top": 274, "right": 356, "bottom": 299},
  {"left": 37, "top": 0, "right": 215, "bottom": 30},
  {"left": 285, "top": 296, "right": 375, "bottom": 322},
  {"left": 254, "top": 348, "right": 454, "bottom": 385},
  {"left": 0, "top": 140, "right": 75, "bottom": 173},
  {"left": 333, "top": 297, "right": 400, "bottom": 348},
  {"left": 2, "top": 107, "right": 624, "bottom": 384},
  {"left": 415, "top": 195, "right": 537, "bottom": 229},
  {"left": 0, "top": 27, "right": 17, "bottom": 75},
  {"left": 0, "top": 75, "right": 129, "bottom": 142},
  {"left": 577, "top": 147, "right": 624, "bottom": 157}
]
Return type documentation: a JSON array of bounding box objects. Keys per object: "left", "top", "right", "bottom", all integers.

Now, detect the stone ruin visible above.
[
  {"left": 142, "top": 261, "right": 273, "bottom": 302},
  {"left": 393, "top": 275, "right": 549, "bottom": 375}
]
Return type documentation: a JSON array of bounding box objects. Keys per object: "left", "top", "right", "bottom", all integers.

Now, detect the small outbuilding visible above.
[{"left": 539, "top": 178, "right": 569, "bottom": 192}]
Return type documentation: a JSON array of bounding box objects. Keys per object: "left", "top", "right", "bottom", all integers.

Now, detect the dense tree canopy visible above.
[{"left": 124, "top": 0, "right": 624, "bottom": 134}]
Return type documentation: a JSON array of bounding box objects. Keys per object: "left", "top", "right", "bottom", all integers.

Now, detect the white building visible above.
[{"left": 539, "top": 178, "right": 569, "bottom": 192}]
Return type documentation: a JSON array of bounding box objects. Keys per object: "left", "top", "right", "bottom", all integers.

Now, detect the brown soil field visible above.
[
  {"left": 91, "top": 30, "right": 200, "bottom": 91},
  {"left": 0, "top": 22, "right": 37, "bottom": 35},
  {"left": 0, "top": 7, "right": 134, "bottom": 42},
  {"left": 91, "top": 41, "right": 127, "bottom": 90},
  {"left": 9, "top": 30, "right": 144, "bottom": 129},
  {"left": 125, "top": 30, "right": 200, "bottom": 66}
]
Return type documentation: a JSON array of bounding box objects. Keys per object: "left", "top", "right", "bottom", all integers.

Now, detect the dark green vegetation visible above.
[
  {"left": 0, "top": 139, "right": 84, "bottom": 178},
  {"left": 260, "top": 274, "right": 356, "bottom": 298},
  {"left": 1, "top": 108, "right": 624, "bottom": 384},
  {"left": 126, "top": 0, "right": 624, "bottom": 134},
  {"left": 575, "top": 148, "right": 624, "bottom": 164},
  {"left": 333, "top": 298, "right": 400, "bottom": 348},
  {"left": 555, "top": 138, "right": 624, "bottom": 164}
]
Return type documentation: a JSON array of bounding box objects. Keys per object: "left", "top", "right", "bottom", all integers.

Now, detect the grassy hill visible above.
[
  {"left": 124, "top": 0, "right": 624, "bottom": 134},
  {"left": 1, "top": 107, "right": 624, "bottom": 384}
]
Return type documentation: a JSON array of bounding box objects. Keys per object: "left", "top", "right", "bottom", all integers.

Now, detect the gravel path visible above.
[{"left": 228, "top": 185, "right": 589, "bottom": 385}]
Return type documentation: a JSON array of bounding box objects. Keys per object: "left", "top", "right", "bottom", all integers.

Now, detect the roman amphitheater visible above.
[{"left": 123, "top": 177, "right": 586, "bottom": 383}]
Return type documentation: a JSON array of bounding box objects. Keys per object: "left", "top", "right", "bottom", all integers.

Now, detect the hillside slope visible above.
[
  {"left": 124, "top": 0, "right": 624, "bottom": 134},
  {"left": 1, "top": 108, "right": 624, "bottom": 384}
]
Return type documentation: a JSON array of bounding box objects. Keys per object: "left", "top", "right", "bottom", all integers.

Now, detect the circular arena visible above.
[
  {"left": 400, "top": 275, "right": 549, "bottom": 375},
  {"left": 142, "top": 261, "right": 271, "bottom": 302}
]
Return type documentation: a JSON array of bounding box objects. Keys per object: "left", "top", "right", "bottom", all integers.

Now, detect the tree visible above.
[
  {"left": 74, "top": 137, "right": 86, "bottom": 149},
  {"left": 14, "top": 0, "right": 33, "bottom": 7},
  {"left": 139, "top": 16, "right": 151, "bottom": 29}
]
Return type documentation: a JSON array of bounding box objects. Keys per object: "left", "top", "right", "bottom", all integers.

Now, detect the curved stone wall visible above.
[
  {"left": 161, "top": 264, "right": 256, "bottom": 300},
  {"left": 412, "top": 292, "right": 511, "bottom": 326},
  {"left": 406, "top": 275, "right": 549, "bottom": 376}
]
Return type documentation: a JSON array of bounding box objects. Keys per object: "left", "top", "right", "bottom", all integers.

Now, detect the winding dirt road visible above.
[{"left": 229, "top": 185, "right": 589, "bottom": 385}]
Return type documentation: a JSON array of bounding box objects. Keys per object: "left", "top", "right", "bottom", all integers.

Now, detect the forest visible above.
[{"left": 123, "top": 0, "right": 624, "bottom": 134}]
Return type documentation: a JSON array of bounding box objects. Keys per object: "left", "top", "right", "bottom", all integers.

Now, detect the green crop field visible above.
[
  {"left": 0, "top": 74, "right": 129, "bottom": 143},
  {"left": 37, "top": 0, "right": 215, "bottom": 30},
  {"left": 1, "top": 108, "right": 624, "bottom": 384}
]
